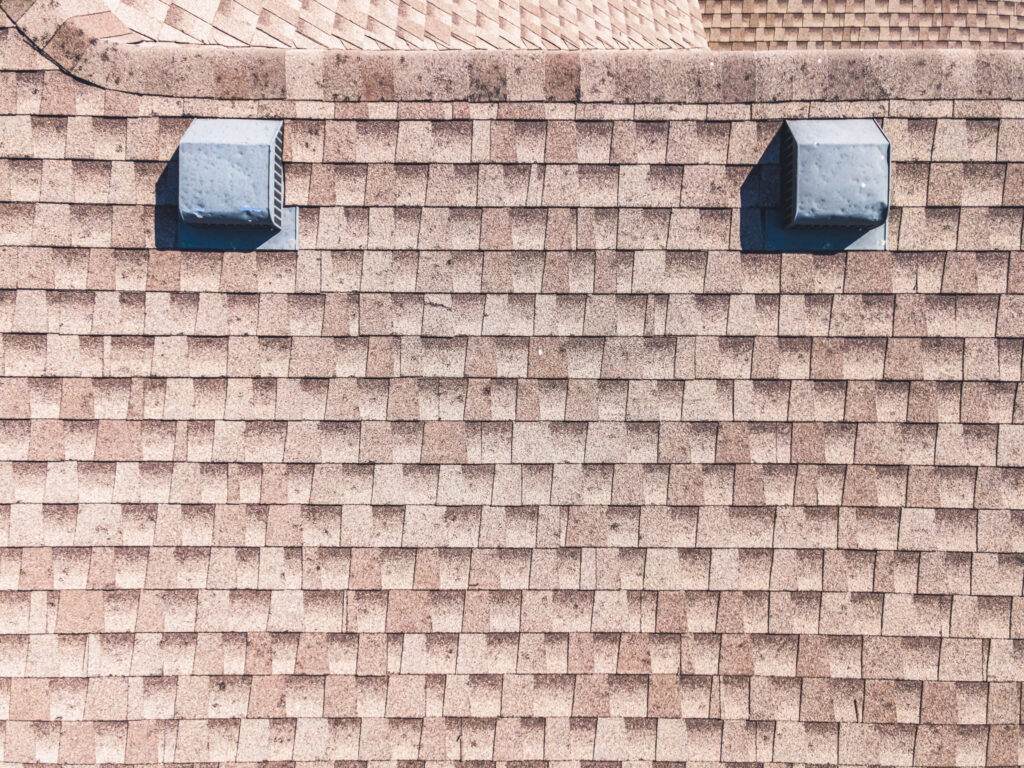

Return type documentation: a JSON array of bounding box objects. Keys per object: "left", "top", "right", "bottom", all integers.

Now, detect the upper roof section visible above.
[
  {"left": 7, "top": 0, "right": 705, "bottom": 51},
  {"left": 704, "top": 0, "right": 1024, "bottom": 51}
]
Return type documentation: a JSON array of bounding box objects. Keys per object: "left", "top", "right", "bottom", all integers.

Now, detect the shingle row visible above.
[
  {"left": 2, "top": 377, "right": 1022, "bottom": 423},
  {"left": 1, "top": 587, "right": 1019, "bottom": 635},
  {"left": 3, "top": 628, "right": 1020, "bottom": 678},
  {"left": 4, "top": 116, "right": 1024, "bottom": 164},
  {"left": 2, "top": 715, "right": 1020, "bottom": 763},
  {"left": 6, "top": 333, "right": 1024, "bottom": 380},
  {"left": 4, "top": 561, "right": 1019, "bottom": 606},
  {"left": 1, "top": 542, "right": 1022, "bottom": 589},
  {"left": 4, "top": 248, "right": 1024, "bottom": 294},
  {"left": 9, "top": 291, "right": 1024, "bottom": 337},
  {"left": 2, "top": 158, "right": 1022, "bottom": 210},
  {"left": 7, "top": 419, "right": 1024, "bottom": 465},
  {"left": 2, "top": 503, "right": 1022, "bottom": 549},
  {"left": 1, "top": 674, "right": 1023, "bottom": 722},
  {"left": 1, "top": 203, "right": 1021, "bottom": 252},
  {"left": 3, "top": 460, "right": 1024, "bottom": 507}
]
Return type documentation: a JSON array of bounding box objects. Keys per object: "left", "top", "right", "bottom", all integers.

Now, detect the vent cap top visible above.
[
  {"left": 782, "top": 118, "right": 890, "bottom": 229},
  {"left": 785, "top": 118, "right": 889, "bottom": 148},
  {"left": 178, "top": 118, "right": 283, "bottom": 229},
  {"left": 180, "top": 118, "right": 283, "bottom": 146}
]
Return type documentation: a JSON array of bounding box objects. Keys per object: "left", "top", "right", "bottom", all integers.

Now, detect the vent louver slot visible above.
[
  {"left": 272, "top": 127, "right": 284, "bottom": 230},
  {"left": 780, "top": 124, "right": 797, "bottom": 227}
]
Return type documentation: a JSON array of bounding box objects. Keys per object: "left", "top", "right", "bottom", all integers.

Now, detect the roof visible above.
[
  {"left": 3, "top": 2, "right": 1024, "bottom": 767},
  {"left": 9, "top": 0, "right": 706, "bottom": 49}
]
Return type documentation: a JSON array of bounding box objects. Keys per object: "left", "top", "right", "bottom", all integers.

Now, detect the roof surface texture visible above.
[
  {"left": 5, "top": 0, "right": 707, "bottom": 51},
  {"left": 705, "top": 0, "right": 1024, "bottom": 50},
  {"left": 2, "top": 2, "right": 1024, "bottom": 767}
]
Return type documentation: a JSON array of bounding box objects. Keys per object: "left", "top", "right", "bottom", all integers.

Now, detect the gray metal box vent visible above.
[
  {"left": 781, "top": 119, "right": 890, "bottom": 228},
  {"left": 176, "top": 118, "right": 297, "bottom": 251},
  {"left": 766, "top": 119, "right": 890, "bottom": 252}
]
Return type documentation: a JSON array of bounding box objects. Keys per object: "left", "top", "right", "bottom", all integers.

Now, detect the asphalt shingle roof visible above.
[{"left": 1, "top": 3, "right": 1024, "bottom": 766}]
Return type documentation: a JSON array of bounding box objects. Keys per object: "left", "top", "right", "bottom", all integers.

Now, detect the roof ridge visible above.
[{"left": 3, "top": 2, "right": 1023, "bottom": 102}]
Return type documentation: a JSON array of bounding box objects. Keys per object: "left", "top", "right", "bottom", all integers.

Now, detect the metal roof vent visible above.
[
  {"left": 766, "top": 118, "right": 890, "bottom": 251},
  {"left": 177, "top": 119, "right": 297, "bottom": 251}
]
